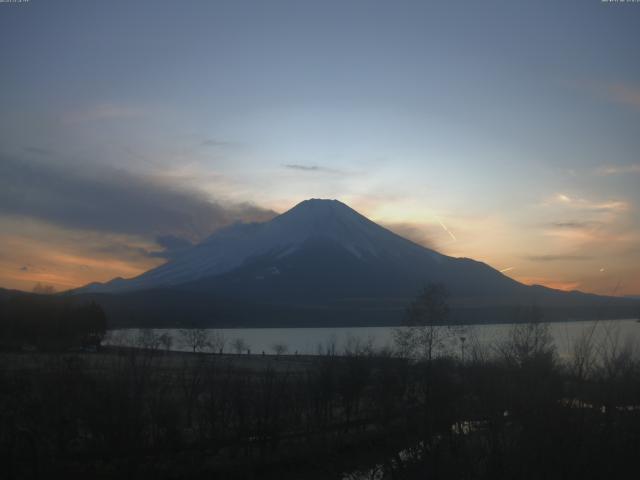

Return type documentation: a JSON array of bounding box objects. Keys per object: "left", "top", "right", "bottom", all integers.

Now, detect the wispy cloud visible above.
[
  {"left": 201, "top": 138, "right": 235, "bottom": 148},
  {"left": 515, "top": 276, "right": 582, "bottom": 292},
  {"left": 550, "top": 193, "right": 629, "bottom": 213},
  {"left": 91, "top": 235, "right": 193, "bottom": 262},
  {"left": 381, "top": 221, "right": 434, "bottom": 248},
  {"left": 524, "top": 254, "right": 593, "bottom": 262},
  {"left": 63, "top": 103, "right": 147, "bottom": 123},
  {"left": 572, "top": 79, "right": 640, "bottom": 111},
  {"left": 283, "top": 164, "right": 343, "bottom": 174},
  {"left": 23, "top": 146, "right": 55, "bottom": 156},
  {"left": 550, "top": 221, "right": 602, "bottom": 230},
  {"left": 595, "top": 164, "right": 640, "bottom": 176},
  {"left": 607, "top": 83, "right": 640, "bottom": 110}
]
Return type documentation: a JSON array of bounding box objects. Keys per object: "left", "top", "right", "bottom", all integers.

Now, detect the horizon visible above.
[{"left": 1, "top": 0, "right": 639, "bottom": 296}]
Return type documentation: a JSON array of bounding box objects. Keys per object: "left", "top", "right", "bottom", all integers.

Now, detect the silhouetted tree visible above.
[
  {"left": 232, "top": 337, "right": 248, "bottom": 354},
  {"left": 207, "top": 330, "right": 226, "bottom": 354},
  {"left": 271, "top": 343, "right": 288, "bottom": 356},
  {"left": 0, "top": 294, "right": 106, "bottom": 350},
  {"left": 159, "top": 332, "right": 173, "bottom": 352},
  {"left": 180, "top": 328, "right": 210, "bottom": 353},
  {"left": 394, "top": 283, "right": 457, "bottom": 361}
]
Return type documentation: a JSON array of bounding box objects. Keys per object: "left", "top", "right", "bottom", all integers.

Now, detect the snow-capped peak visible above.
[{"left": 77, "top": 198, "right": 440, "bottom": 293}]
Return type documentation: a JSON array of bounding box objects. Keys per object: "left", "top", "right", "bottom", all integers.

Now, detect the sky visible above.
[{"left": 1, "top": 0, "right": 639, "bottom": 296}]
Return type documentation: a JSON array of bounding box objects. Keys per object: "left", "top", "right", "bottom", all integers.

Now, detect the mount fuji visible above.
[{"left": 73, "top": 199, "right": 635, "bottom": 327}]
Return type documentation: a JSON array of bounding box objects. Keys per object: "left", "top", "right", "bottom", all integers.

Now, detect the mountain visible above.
[
  {"left": 72, "top": 199, "right": 637, "bottom": 327},
  {"left": 80, "top": 199, "right": 517, "bottom": 295}
]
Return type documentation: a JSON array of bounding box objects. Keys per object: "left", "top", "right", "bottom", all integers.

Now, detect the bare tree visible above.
[
  {"left": 271, "top": 342, "right": 288, "bottom": 356},
  {"left": 393, "top": 283, "right": 459, "bottom": 361},
  {"left": 136, "top": 329, "right": 162, "bottom": 351},
  {"left": 207, "top": 330, "right": 226, "bottom": 354},
  {"left": 497, "top": 305, "right": 555, "bottom": 367},
  {"left": 232, "top": 337, "right": 248, "bottom": 354},
  {"left": 343, "top": 334, "right": 375, "bottom": 357},
  {"left": 596, "top": 321, "right": 635, "bottom": 381},
  {"left": 158, "top": 332, "right": 173, "bottom": 352},
  {"left": 569, "top": 323, "right": 598, "bottom": 382},
  {"left": 180, "top": 328, "right": 210, "bottom": 353}
]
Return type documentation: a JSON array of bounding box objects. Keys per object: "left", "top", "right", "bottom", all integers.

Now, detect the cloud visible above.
[
  {"left": 595, "top": 164, "right": 640, "bottom": 176},
  {"left": 149, "top": 234, "right": 193, "bottom": 259},
  {"left": 524, "top": 254, "right": 593, "bottom": 262},
  {"left": 550, "top": 193, "right": 629, "bottom": 213},
  {"left": 63, "top": 103, "right": 147, "bottom": 123},
  {"left": 573, "top": 80, "right": 640, "bottom": 111},
  {"left": 283, "top": 164, "right": 343, "bottom": 174},
  {"left": 201, "top": 138, "right": 234, "bottom": 147},
  {"left": 550, "top": 221, "right": 601, "bottom": 230},
  {"left": 0, "top": 221, "right": 166, "bottom": 291},
  {"left": 92, "top": 243, "right": 155, "bottom": 263},
  {"left": 381, "top": 221, "right": 435, "bottom": 248},
  {"left": 91, "top": 236, "right": 192, "bottom": 262},
  {"left": 0, "top": 156, "right": 276, "bottom": 241},
  {"left": 23, "top": 146, "right": 55, "bottom": 156},
  {"left": 515, "top": 276, "right": 582, "bottom": 292},
  {"left": 607, "top": 83, "right": 640, "bottom": 110}
]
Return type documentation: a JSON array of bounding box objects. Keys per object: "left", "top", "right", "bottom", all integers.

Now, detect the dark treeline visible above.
[
  {"left": 74, "top": 289, "right": 639, "bottom": 329},
  {"left": 1, "top": 323, "right": 640, "bottom": 479},
  {"left": 0, "top": 293, "right": 106, "bottom": 351}
]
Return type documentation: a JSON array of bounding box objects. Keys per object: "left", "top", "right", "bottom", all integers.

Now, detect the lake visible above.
[{"left": 105, "top": 318, "right": 640, "bottom": 359}]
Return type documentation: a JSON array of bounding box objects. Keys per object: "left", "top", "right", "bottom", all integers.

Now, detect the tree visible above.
[
  {"left": 74, "top": 300, "right": 107, "bottom": 348},
  {"left": 271, "top": 342, "right": 288, "bottom": 356},
  {"left": 158, "top": 332, "right": 173, "bottom": 352},
  {"left": 137, "top": 328, "right": 162, "bottom": 351},
  {"left": 180, "top": 328, "right": 210, "bottom": 353},
  {"left": 497, "top": 305, "right": 555, "bottom": 368},
  {"left": 232, "top": 337, "right": 248, "bottom": 354},
  {"left": 394, "top": 283, "right": 456, "bottom": 361},
  {"left": 208, "top": 330, "right": 226, "bottom": 354}
]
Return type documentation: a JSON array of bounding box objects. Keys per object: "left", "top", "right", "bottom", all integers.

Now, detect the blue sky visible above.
[{"left": 1, "top": 0, "right": 639, "bottom": 294}]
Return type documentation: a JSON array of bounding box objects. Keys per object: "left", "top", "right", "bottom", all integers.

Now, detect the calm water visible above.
[{"left": 105, "top": 319, "right": 640, "bottom": 359}]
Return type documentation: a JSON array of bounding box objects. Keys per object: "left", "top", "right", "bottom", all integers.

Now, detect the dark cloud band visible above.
[{"left": 0, "top": 156, "right": 276, "bottom": 241}]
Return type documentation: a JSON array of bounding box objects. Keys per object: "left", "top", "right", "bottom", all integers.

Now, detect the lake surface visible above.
[{"left": 105, "top": 318, "right": 640, "bottom": 359}]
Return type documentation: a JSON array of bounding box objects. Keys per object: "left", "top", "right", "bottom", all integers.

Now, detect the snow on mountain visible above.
[{"left": 79, "top": 199, "right": 445, "bottom": 293}]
